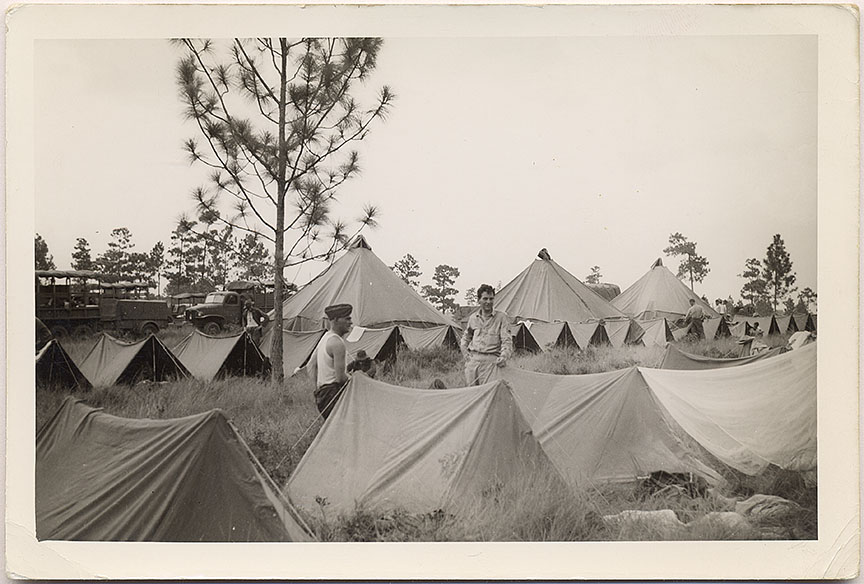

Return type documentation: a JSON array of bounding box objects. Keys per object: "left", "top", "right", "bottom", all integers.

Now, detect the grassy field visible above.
[{"left": 38, "top": 329, "right": 815, "bottom": 542}]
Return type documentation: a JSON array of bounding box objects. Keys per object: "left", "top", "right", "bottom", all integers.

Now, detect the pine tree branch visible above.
[{"left": 234, "top": 39, "right": 280, "bottom": 104}]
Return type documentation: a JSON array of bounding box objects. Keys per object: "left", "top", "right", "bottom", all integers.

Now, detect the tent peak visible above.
[
  {"left": 537, "top": 248, "right": 552, "bottom": 261},
  {"left": 350, "top": 235, "right": 372, "bottom": 251},
  {"left": 651, "top": 258, "right": 664, "bottom": 268}
]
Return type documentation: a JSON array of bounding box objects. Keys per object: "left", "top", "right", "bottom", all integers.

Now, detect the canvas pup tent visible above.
[
  {"left": 37, "top": 398, "right": 313, "bottom": 542},
  {"left": 173, "top": 330, "right": 268, "bottom": 382},
  {"left": 36, "top": 340, "right": 92, "bottom": 391},
  {"left": 79, "top": 334, "right": 189, "bottom": 387}
]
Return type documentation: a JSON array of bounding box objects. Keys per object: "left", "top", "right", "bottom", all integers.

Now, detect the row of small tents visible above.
[
  {"left": 36, "top": 308, "right": 817, "bottom": 392},
  {"left": 36, "top": 341, "right": 816, "bottom": 541},
  {"left": 35, "top": 323, "right": 461, "bottom": 391}
]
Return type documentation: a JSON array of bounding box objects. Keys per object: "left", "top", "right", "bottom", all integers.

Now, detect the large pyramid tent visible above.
[
  {"left": 36, "top": 398, "right": 313, "bottom": 541},
  {"left": 494, "top": 249, "right": 627, "bottom": 323},
  {"left": 641, "top": 342, "right": 816, "bottom": 475},
  {"left": 36, "top": 340, "right": 92, "bottom": 391},
  {"left": 611, "top": 258, "right": 718, "bottom": 321},
  {"left": 498, "top": 367, "right": 722, "bottom": 486},
  {"left": 79, "top": 334, "right": 190, "bottom": 387},
  {"left": 173, "top": 330, "right": 269, "bottom": 382},
  {"left": 287, "top": 374, "right": 557, "bottom": 515},
  {"left": 276, "top": 236, "right": 456, "bottom": 331}
]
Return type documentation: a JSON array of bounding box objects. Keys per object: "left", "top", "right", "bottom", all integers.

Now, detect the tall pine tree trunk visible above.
[{"left": 270, "top": 38, "right": 289, "bottom": 384}]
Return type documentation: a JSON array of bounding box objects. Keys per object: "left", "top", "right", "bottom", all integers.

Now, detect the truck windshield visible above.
[{"left": 205, "top": 292, "right": 228, "bottom": 303}]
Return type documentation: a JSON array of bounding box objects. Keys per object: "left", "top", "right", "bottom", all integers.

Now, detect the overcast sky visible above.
[{"left": 35, "top": 34, "right": 817, "bottom": 303}]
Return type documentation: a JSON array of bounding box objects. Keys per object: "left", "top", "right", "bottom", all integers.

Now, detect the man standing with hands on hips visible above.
[{"left": 460, "top": 284, "right": 513, "bottom": 385}]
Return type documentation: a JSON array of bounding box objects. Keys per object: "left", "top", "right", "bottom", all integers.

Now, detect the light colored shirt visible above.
[
  {"left": 460, "top": 310, "right": 513, "bottom": 359},
  {"left": 315, "top": 330, "right": 347, "bottom": 386},
  {"left": 246, "top": 310, "right": 259, "bottom": 328},
  {"left": 685, "top": 304, "right": 705, "bottom": 322}
]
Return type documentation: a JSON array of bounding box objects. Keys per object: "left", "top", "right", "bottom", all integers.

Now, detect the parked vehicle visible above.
[
  {"left": 169, "top": 292, "right": 207, "bottom": 322},
  {"left": 35, "top": 270, "right": 171, "bottom": 338},
  {"left": 224, "top": 280, "right": 276, "bottom": 312},
  {"left": 185, "top": 290, "right": 257, "bottom": 335}
]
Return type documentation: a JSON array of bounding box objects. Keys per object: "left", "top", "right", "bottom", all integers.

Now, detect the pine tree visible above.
[
  {"left": 96, "top": 227, "right": 136, "bottom": 281},
  {"left": 797, "top": 287, "right": 817, "bottom": 313},
  {"left": 391, "top": 254, "right": 422, "bottom": 289},
  {"left": 234, "top": 233, "right": 274, "bottom": 281},
  {"left": 739, "top": 258, "right": 767, "bottom": 307},
  {"left": 762, "top": 234, "right": 797, "bottom": 312},
  {"left": 149, "top": 242, "right": 166, "bottom": 295},
  {"left": 35, "top": 234, "right": 56, "bottom": 270},
  {"left": 585, "top": 266, "right": 602, "bottom": 285},
  {"left": 165, "top": 218, "right": 199, "bottom": 295},
  {"left": 176, "top": 37, "right": 394, "bottom": 381},
  {"left": 421, "top": 265, "right": 460, "bottom": 313},
  {"left": 663, "top": 232, "right": 710, "bottom": 290},
  {"left": 71, "top": 238, "right": 94, "bottom": 271}
]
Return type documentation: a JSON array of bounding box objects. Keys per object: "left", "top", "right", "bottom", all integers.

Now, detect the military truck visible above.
[
  {"left": 36, "top": 270, "right": 172, "bottom": 338},
  {"left": 184, "top": 290, "right": 259, "bottom": 335},
  {"left": 225, "top": 280, "right": 275, "bottom": 311}
]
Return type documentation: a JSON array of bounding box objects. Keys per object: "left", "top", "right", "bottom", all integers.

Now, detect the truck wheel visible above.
[
  {"left": 203, "top": 322, "right": 222, "bottom": 336},
  {"left": 72, "top": 324, "right": 93, "bottom": 339},
  {"left": 141, "top": 323, "right": 159, "bottom": 336},
  {"left": 50, "top": 325, "right": 69, "bottom": 338}
]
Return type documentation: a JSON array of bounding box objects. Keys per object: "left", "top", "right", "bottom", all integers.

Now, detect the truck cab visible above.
[{"left": 185, "top": 291, "right": 246, "bottom": 335}]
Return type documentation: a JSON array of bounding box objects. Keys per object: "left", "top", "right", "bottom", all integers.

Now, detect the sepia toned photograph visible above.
[{"left": 6, "top": 3, "right": 859, "bottom": 580}]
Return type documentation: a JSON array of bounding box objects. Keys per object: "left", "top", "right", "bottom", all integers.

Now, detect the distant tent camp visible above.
[
  {"left": 36, "top": 398, "right": 313, "bottom": 541},
  {"left": 641, "top": 343, "right": 816, "bottom": 475},
  {"left": 498, "top": 367, "right": 722, "bottom": 486},
  {"left": 526, "top": 321, "right": 577, "bottom": 351},
  {"left": 173, "top": 330, "right": 268, "bottom": 382},
  {"left": 494, "top": 249, "right": 627, "bottom": 323},
  {"left": 260, "top": 329, "right": 325, "bottom": 376},
  {"left": 36, "top": 340, "right": 92, "bottom": 391},
  {"left": 638, "top": 318, "right": 674, "bottom": 348},
  {"left": 276, "top": 236, "right": 456, "bottom": 331},
  {"left": 398, "top": 325, "right": 460, "bottom": 351},
  {"left": 79, "top": 334, "right": 189, "bottom": 387},
  {"left": 612, "top": 258, "right": 719, "bottom": 321},
  {"left": 658, "top": 343, "right": 784, "bottom": 370},
  {"left": 287, "top": 374, "right": 557, "bottom": 515}
]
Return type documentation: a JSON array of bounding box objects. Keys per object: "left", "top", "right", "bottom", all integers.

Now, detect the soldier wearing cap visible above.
[{"left": 308, "top": 303, "right": 353, "bottom": 419}]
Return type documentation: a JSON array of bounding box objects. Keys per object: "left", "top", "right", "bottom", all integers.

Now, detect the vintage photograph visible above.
[{"left": 7, "top": 3, "right": 859, "bottom": 580}]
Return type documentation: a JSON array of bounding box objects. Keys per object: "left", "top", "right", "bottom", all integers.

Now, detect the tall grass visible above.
[{"left": 36, "top": 331, "right": 815, "bottom": 541}]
